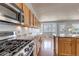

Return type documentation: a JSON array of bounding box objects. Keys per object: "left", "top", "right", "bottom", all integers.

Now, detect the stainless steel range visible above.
[
  {"left": 0, "top": 39, "right": 34, "bottom": 56},
  {"left": 0, "top": 32, "right": 35, "bottom": 56}
]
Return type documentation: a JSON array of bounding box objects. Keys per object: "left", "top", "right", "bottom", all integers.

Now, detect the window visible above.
[
  {"left": 59, "top": 23, "right": 66, "bottom": 36},
  {"left": 40, "top": 21, "right": 79, "bottom": 37},
  {"left": 40, "top": 22, "right": 57, "bottom": 36}
]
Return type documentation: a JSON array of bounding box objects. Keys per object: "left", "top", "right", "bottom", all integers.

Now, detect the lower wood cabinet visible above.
[
  {"left": 58, "top": 37, "right": 76, "bottom": 56},
  {"left": 76, "top": 38, "right": 79, "bottom": 56}
]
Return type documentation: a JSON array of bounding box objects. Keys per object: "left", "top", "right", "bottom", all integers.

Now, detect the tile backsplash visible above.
[
  {"left": 0, "top": 22, "right": 40, "bottom": 40},
  {"left": 0, "top": 22, "right": 16, "bottom": 31}
]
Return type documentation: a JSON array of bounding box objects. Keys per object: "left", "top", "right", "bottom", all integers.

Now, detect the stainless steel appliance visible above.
[
  {"left": 0, "top": 40, "right": 34, "bottom": 56},
  {"left": 14, "top": 40, "right": 34, "bottom": 56},
  {"left": 0, "top": 3, "right": 24, "bottom": 24},
  {"left": 0, "top": 32, "right": 34, "bottom": 56}
]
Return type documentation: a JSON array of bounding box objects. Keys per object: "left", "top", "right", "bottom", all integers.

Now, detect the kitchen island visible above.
[{"left": 54, "top": 36, "right": 79, "bottom": 56}]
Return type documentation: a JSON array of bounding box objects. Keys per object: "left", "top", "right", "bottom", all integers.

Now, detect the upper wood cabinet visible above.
[
  {"left": 37, "top": 19, "right": 40, "bottom": 27},
  {"left": 29, "top": 10, "right": 32, "bottom": 27},
  {"left": 32, "top": 14, "right": 35, "bottom": 27},
  {"left": 23, "top": 4, "right": 30, "bottom": 27},
  {"left": 33, "top": 16, "right": 36, "bottom": 27},
  {"left": 30, "top": 11, "right": 34, "bottom": 27},
  {"left": 29, "top": 10, "right": 35, "bottom": 27},
  {"left": 36, "top": 18, "right": 38, "bottom": 27},
  {"left": 16, "top": 3, "right": 40, "bottom": 28},
  {"left": 16, "top": 3, "right": 23, "bottom": 10},
  {"left": 35, "top": 17, "right": 40, "bottom": 28},
  {"left": 34, "top": 17, "right": 37, "bottom": 27}
]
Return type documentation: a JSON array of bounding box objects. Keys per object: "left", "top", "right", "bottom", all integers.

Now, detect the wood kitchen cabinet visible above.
[
  {"left": 16, "top": 3, "right": 23, "bottom": 10},
  {"left": 33, "top": 16, "right": 40, "bottom": 28},
  {"left": 32, "top": 15, "right": 34, "bottom": 27},
  {"left": 29, "top": 11, "right": 31, "bottom": 27},
  {"left": 32, "top": 14, "right": 35, "bottom": 27},
  {"left": 34, "top": 17, "right": 37, "bottom": 27},
  {"left": 37, "top": 19, "right": 40, "bottom": 27},
  {"left": 23, "top": 4, "right": 30, "bottom": 27},
  {"left": 76, "top": 38, "right": 79, "bottom": 56},
  {"left": 29, "top": 10, "right": 32, "bottom": 27},
  {"left": 35, "top": 18, "right": 38, "bottom": 27},
  {"left": 34, "top": 17, "right": 39, "bottom": 28},
  {"left": 58, "top": 37, "right": 76, "bottom": 56},
  {"left": 36, "top": 18, "right": 40, "bottom": 28},
  {"left": 34, "top": 17, "right": 36, "bottom": 27},
  {"left": 29, "top": 10, "right": 34, "bottom": 27},
  {"left": 33, "top": 16, "right": 35, "bottom": 27},
  {"left": 16, "top": 3, "right": 40, "bottom": 28}
]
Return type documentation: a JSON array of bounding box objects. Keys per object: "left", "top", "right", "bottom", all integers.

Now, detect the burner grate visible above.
[{"left": 0, "top": 40, "right": 32, "bottom": 56}]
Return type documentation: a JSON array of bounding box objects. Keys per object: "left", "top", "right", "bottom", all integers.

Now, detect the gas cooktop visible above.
[{"left": 0, "top": 40, "right": 32, "bottom": 56}]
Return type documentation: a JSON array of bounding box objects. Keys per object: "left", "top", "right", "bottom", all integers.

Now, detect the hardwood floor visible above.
[{"left": 38, "top": 37, "right": 54, "bottom": 56}]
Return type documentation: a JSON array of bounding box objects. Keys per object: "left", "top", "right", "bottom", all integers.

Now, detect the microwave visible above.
[
  {"left": 0, "top": 3, "right": 24, "bottom": 24},
  {"left": 18, "top": 12, "right": 24, "bottom": 25}
]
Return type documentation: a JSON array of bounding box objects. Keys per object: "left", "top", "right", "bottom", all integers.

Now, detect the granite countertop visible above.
[
  {"left": 16, "top": 35, "right": 35, "bottom": 40},
  {"left": 55, "top": 35, "right": 79, "bottom": 38}
]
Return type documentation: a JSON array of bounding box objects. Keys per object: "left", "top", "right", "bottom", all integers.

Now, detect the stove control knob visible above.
[
  {"left": 29, "top": 45, "right": 32, "bottom": 47},
  {"left": 24, "top": 48, "right": 29, "bottom": 52},
  {"left": 18, "top": 53, "right": 24, "bottom": 56}
]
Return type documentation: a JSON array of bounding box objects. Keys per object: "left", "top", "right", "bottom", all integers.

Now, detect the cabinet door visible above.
[
  {"left": 23, "top": 4, "right": 30, "bottom": 27},
  {"left": 34, "top": 17, "right": 39, "bottom": 28},
  {"left": 36, "top": 18, "right": 40, "bottom": 27},
  {"left": 38, "top": 20, "right": 40, "bottom": 27},
  {"left": 64, "top": 40, "right": 72, "bottom": 55},
  {"left": 32, "top": 15, "right": 35, "bottom": 27},
  {"left": 58, "top": 37, "right": 66, "bottom": 55},
  {"left": 33, "top": 16, "right": 36, "bottom": 27},
  {"left": 16, "top": 3, "right": 23, "bottom": 10},
  {"left": 58, "top": 37, "right": 75, "bottom": 56},
  {"left": 31, "top": 14, "right": 34, "bottom": 27},
  {"left": 35, "top": 18, "right": 38, "bottom": 27},
  {"left": 34, "top": 17, "right": 37, "bottom": 27},
  {"left": 76, "top": 38, "right": 79, "bottom": 55},
  {"left": 37, "top": 19, "right": 40, "bottom": 27},
  {"left": 29, "top": 11, "right": 34, "bottom": 27}
]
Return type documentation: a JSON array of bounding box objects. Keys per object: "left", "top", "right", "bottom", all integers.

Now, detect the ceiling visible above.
[{"left": 32, "top": 3, "right": 79, "bottom": 22}]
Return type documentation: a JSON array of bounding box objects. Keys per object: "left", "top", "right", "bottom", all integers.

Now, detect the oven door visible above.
[{"left": 0, "top": 3, "right": 21, "bottom": 24}]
